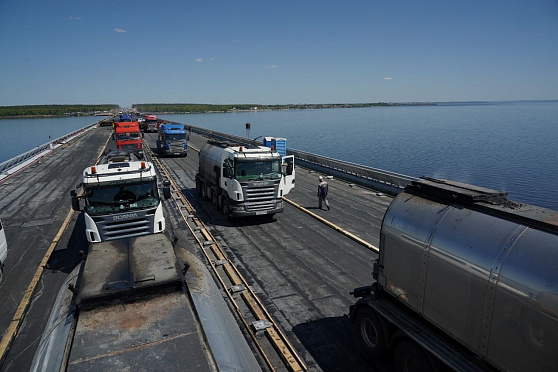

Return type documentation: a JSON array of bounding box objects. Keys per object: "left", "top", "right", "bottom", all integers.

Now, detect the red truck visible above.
[
  {"left": 113, "top": 121, "right": 143, "bottom": 158},
  {"left": 145, "top": 115, "right": 158, "bottom": 132}
]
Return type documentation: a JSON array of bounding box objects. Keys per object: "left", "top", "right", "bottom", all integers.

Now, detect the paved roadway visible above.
[
  {"left": 0, "top": 127, "right": 109, "bottom": 371},
  {"left": 142, "top": 131, "right": 393, "bottom": 371},
  {"left": 0, "top": 125, "right": 393, "bottom": 371}
]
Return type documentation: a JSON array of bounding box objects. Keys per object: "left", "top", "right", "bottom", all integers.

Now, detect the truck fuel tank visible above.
[{"left": 378, "top": 178, "right": 558, "bottom": 371}]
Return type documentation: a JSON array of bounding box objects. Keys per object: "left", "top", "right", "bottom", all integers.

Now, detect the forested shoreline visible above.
[
  {"left": 0, "top": 102, "right": 436, "bottom": 118},
  {"left": 0, "top": 104, "right": 119, "bottom": 118},
  {"left": 134, "top": 102, "right": 435, "bottom": 113}
]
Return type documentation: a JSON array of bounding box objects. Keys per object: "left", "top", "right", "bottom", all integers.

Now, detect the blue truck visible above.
[
  {"left": 157, "top": 123, "right": 188, "bottom": 157},
  {"left": 119, "top": 114, "right": 132, "bottom": 122}
]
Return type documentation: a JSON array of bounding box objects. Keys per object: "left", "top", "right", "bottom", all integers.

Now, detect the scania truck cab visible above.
[
  {"left": 145, "top": 115, "right": 158, "bottom": 132},
  {"left": 71, "top": 160, "right": 170, "bottom": 243},
  {"left": 157, "top": 123, "right": 188, "bottom": 157},
  {"left": 114, "top": 121, "right": 143, "bottom": 158},
  {"left": 195, "top": 140, "right": 295, "bottom": 218}
]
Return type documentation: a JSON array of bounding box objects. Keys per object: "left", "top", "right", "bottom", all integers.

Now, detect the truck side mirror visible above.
[
  {"left": 163, "top": 180, "right": 171, "bottom": 200},
  {"left": 70, "top": 190, "right": 81, "bottom": 211},
  {"left": 281, "top": 163, "right": 288, "bottom": 175}
]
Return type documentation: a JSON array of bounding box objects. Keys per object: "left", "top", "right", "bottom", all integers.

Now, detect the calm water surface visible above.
[
  {"left": 1, "top": 102, "right": 556, "bottom": 210},
  {"left": 0, "top": 116, "right": 98, "bottom": 161},
  {"left": 162, "top": 101, "right": 558, "bottom": 210}
]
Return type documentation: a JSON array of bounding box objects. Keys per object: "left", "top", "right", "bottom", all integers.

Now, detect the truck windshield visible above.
[
  {"left": 235, "top": 159, "right": 281, "bottom": 180},
  {"left": 116, "top": 133, "right": 141, "bottom": 141},
  {"left": 165, "top": 133, "right": 186, "bottom": 141},
  {"left": 84, "top": 181, "right": 160, "bottom": 215}
]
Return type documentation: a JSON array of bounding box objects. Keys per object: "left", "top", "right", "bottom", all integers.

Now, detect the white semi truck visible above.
[
  {"left": 195, "top": 140, "right": 295, "bottom": 218},
  {"left": 71, "top": 153, "right": 170, "bottom": 243}
]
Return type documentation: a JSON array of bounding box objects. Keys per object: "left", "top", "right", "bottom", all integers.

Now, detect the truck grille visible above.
[
  {"left": 169, "top": 143, "right": 185, "bottom": 152},
  {"left": 92, "top": 209, "right": 155, "bottom": 241},
  {"left": 242, "top": 182, "right": 279, "bottom": 211}
]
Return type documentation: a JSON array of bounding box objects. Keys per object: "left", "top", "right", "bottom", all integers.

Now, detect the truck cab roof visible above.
[
  {"left": 82, "top": 161, "right": 156, "bottom": 185},
  {"left": 99, "top": 150, "right": 142, "bottom": 164}
]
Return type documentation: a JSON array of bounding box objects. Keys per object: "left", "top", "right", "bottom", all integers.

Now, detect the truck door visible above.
[{"left": 281, "top": 155, "right": 295, "bottom": 195}]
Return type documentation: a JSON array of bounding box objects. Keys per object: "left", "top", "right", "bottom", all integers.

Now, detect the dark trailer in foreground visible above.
[
  {"left": 350, "top": 178, "right": 558, "bottom": 372},
  {"left": 30, "top": 234, "right": 261, "bottom": 371}
]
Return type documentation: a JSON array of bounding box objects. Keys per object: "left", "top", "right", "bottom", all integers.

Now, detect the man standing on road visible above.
[{"left": 318, "top": 176, "right": 330, "bottom": 210}]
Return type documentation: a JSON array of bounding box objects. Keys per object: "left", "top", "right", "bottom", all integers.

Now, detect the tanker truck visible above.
[
  {"left": 195, "top": 140, "right": 295, "bottom": 219},
  {"left": 350, "top": 177, "right": 558, "bottom": 372}
]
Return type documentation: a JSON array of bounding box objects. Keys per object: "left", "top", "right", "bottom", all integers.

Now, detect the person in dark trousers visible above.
[{"left": 318, "top": 176, "right": 330, "bottom": 210}]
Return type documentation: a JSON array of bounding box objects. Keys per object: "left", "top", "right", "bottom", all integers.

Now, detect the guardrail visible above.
[
  {"left": 0, "top": 122, "right": 99, "bottom": 178},
  {"left": 186, "top": 124, "right": 416, "bottom": 195}
]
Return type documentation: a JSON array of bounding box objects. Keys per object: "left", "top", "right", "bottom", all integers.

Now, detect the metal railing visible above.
[
  {"left": 186, "top": 124, "right": 416, "bottom": 195},
  {"left": 0, "top": 122, "right": 98, "bottom": 176}
]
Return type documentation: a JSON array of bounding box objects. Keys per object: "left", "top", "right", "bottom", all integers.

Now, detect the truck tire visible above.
[
  {"left": 222, "top": 198, "right": 230, "bottom": 220},
  {"left": 196, "top": 179, "right": 202, "bottom": 197},
  {"left": 393, "top": 340, "right": 440, "bottom": 372},
  {"left": 354, "top": 306, "right": 388, "bottom": 359},
  {"left": 212, "top": 192, "right": 219, "bottom": 209},
  {"left": 201, "top": 183, "right": 208, "bottom": 200},
  {"left": 0, "top": 266, "right": 3, "bottom": 284}
]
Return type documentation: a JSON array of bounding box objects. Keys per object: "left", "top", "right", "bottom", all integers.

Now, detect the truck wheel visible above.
[
  {"left": 393, "top": 340, "right": 440, "bottom": 372},
  {"left": 212, "top": 192, "right": 219, "bottom": 209},
  {"left": 354, "top": 306, "right": 388, "bottom": 359},
  {"left": 0, "top": 266, "right": 3, "bottom": 284},
  {"left": 201, "top": 183, "right": 208, "bottom": 200},
  {"left": 222, "top": 199, "right": 230, "bottom": 220},
  {"left": 196, "top": 179, "right": 202, "bottom": 197}
]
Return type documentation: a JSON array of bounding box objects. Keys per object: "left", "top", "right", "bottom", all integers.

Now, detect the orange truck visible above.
[{"left": 113, "top": 121, "right": 143, "bottom": 158}]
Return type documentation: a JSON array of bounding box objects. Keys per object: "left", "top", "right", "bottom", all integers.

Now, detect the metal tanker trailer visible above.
[
  {"left": 350, "top": 177, "right": 558, "bottom": 372},
  {"left": 195, "top": 140, "right": 295, "bottom": 219}
]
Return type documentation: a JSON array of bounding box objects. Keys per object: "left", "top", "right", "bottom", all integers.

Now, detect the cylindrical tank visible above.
[
  {"left": 378, "top": 178, "right": 558, "bottom": 372},
  {"left": 198, "top": 141, "right": 228, "bottom": 185}
]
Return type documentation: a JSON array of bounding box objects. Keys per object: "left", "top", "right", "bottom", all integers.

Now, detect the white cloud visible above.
[
  {"left": 195, "top": 58, "right": 203, "bottom": 62},
  {"left": 266, "top": 65, "right": 277, "bottom": 69},
  {"left": 69, "top": 16, "right": 82, "bottom": 21},
  {"left": 383, "top": 77, "right": 392, "bottom": 80},
  {"left": 114, "top": 28, "right": 127, "bottom": 33}
]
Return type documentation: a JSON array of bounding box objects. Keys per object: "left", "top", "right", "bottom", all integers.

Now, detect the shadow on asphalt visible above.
[
  {"left": 292, "top": 315, "right": 386, "bottom": 372},
  {"left": 46, "top": 214, "right": 88, "bottom": 274}
]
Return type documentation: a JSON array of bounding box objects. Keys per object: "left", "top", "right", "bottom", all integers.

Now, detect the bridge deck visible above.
[{"left": 0, "top": 125, "right": 391, "bottom": 371}]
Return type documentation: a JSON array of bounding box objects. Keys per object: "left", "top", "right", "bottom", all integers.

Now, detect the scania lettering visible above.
[
  {"left": 70, "top": 160, "right": 171, "bottom": 243},
  {"left": 113, "top": 213, "right": 139, "bottom": 220},
  {"left": 195, "top": 140, "right": 295, "bottom": 219}
]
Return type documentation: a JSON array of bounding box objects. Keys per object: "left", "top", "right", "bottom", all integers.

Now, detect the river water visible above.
[{"left": 1, "top": 101, "right": 557, "bottom": 210}]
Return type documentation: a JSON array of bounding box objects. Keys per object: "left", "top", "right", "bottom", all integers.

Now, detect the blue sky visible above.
[{"left": 1, "top": 0, "right": 557, "bottom": 108}]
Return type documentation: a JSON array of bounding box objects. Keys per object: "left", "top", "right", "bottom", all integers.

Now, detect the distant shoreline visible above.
[{"left": 2, "top": 100, "right": 556, "bottom": 118}]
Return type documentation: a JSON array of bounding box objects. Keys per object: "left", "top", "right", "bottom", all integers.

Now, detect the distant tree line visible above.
[
  {"left": 134, "top": 103, "right": 261, "bottom": 113},
  {"left": 133, "top": 102, "right": 435, "bottom": 113},
  {"left": 0, "top": 104, "right": 119, "bottom": 117}
]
